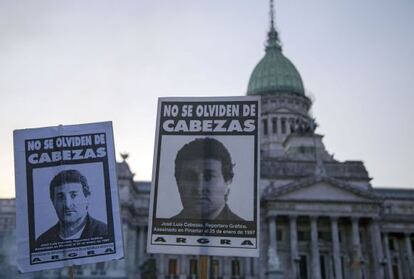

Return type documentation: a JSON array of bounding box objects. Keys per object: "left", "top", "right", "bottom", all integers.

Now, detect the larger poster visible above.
[
  {"left": 147, "top": 96, "right": 260, "bottom": 257},
  {"left": 14, "top": 121, "right": 124, "bottom": 272}
]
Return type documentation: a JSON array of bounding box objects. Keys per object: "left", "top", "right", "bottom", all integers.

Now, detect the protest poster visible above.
[
  {"left": 147, "top": 96, "right": 260, "bottom": 257},
  {"left": 14, "top": 121, "right": 124, "bottom": 272}
]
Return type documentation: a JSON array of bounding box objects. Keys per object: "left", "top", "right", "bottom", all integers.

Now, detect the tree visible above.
[{"left": 139, "top": 258, "right": 157, "bottom": 279}]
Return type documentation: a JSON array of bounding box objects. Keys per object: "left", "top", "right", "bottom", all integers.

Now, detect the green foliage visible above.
[{"left": 139, "top": 258, "right": 157, "bottom": 279}]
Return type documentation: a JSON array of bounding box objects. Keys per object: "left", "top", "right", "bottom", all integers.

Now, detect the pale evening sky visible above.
[{"left": 1, "top": 0, "right": 414, "bottom": 198}]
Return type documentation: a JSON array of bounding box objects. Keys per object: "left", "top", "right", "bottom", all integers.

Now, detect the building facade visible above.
[{"left": 1, "top": 4, "right": 414, "bottom": 279}]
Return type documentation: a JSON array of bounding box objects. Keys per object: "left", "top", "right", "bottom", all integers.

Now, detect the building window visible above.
[
  {"left": 75, "top": 265, "right": 83, "bottom": 275},
  {"left": 277, "top": 229, "right": 283, "bottom": 241},
  {"left": 281, "top": 118, "right": 286, "bottom": 134},
  {"left": 318, "top": 231, "right": 331, "bottom": 242},
  {"left": 298, "top": 230, "right": 310, "bottom": 242},
  {"left": 299, "top": 255, "right": 308, "bottom": 279},
  {"left": 359, "top": 230, "right": 364, "bottom": 244},
  {"left": 289, "top": 118, "right": 295, "bottom": 133},
  {"left": 231, "top": 259, "right": 240, "bottom": 276},
  {"left": 96, "top": 262, "right": 105, "bottom": 275},
  {"left": 189, "top": 259, "right": 198, "bottom": 276},
  {"left": 262, "top": 119, "right": 268, "bottom": 135},
  {"left": 272, "top": 117, "right": 278, "bottom": 133},
  {"left": 168, "top": 259, "right": 177, "bottom": 276},
  {"left": 389, "top": 238, "right": 395, "bottom": 251},
  {"left": 320, "top": 256, "right": 327, "bottom": 279},
  {"left": 210, "top": 259, "right": 220, "bottom": 278},
  {"left": 392, "top": 264, "right": 400, "bottom": 279}
]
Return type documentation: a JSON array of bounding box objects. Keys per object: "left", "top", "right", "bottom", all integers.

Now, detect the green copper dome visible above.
[{"left": 247, "top": 27, "right": 305, "bottom": 95}]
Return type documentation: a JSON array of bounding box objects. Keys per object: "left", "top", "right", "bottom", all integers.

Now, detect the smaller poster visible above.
[
  {"left": 14, "top": 121, "right": 124, "bottom": 272},
  {"left": 147, "top": 96, "right": 260, "bottom": 257}
]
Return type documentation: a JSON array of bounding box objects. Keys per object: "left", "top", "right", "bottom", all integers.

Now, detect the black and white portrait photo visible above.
[
  {"left": 148, "top": 97, "right": 259, "bottom": 257},
  {"left": 14, "top": 122, "right": 124, "bottom": 272},
  {"left": 155, "top": 136, "right": 255, "bottom": 221},
  {"left": 34, "top": 163, "right": 108, "bottom": 247}
]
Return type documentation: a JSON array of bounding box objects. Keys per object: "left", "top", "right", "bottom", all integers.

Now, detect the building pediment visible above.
[{"left": 263, "top": 176, "right": 382, "bottom": 203}]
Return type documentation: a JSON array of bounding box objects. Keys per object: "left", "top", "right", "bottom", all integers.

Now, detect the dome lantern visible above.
[{"left": 247, "top": 0, "right": 305, "bottom": 96}]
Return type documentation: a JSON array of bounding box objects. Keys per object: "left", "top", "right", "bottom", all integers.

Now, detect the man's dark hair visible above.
[
  {"left": 49, "top": 169, "right": 91, "bottom": 200},
  {"left": 174, "top": 138, "right": 234, "bottom": 183}
]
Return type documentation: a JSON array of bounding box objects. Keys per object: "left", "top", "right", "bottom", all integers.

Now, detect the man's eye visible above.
[
  {"left": 71, "top": 193, "right": 77, "bottom": 199},
  {"left": 204, "top": 172, "right": 217, "bottom": 182},
  {"left": 181, "top": 172, "right": 197, "bottom": 182},
  {"left": 204, "top": 173, "right": 213, "bottom": 182}
]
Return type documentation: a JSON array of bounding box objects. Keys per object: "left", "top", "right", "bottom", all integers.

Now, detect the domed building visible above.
[
  {"left": 241, "top": 5, "right": 414, "bottom": 279},
  {"left": 0, "top": 2, "right": 413, "bottom": 279},
  {"left": 110, "top": 5, "right": 414, "bottom": 279},
  {"left": 247, "top": 20, "right": 313, "bottom": 157}
]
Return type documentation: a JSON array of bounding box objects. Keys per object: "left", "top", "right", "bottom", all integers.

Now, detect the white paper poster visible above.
[
  {"left": 14, "top": 121, "right": 124, "bottom": 272},
  {"left": 147, "top": 97, "right": 260, "bottom": 257}
]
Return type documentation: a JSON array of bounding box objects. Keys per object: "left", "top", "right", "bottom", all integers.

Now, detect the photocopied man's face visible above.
[
  {"left": 177, "top": 158, "right": 229, "bottom": 218},
  {"left": 52, "top": 183, "right": 90, "bottom": 225}
]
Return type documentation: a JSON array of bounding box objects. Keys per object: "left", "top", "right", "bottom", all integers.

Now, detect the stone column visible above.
[
  {"left": 310, "top": 216, "right": 321, "bottom": 279},
  {"left": 370, "top": 219, "right": 385, "bottom": 279},
  {"left": 223, "top": 257, "right": 231, "bottom": 279},
  {"left": 157, "top": 254, "right": 165, "bottom": 279},
  {"left": 118, "top": 224, "right": 127, "bottom": 272},
  {"left": 382, "top": 233, "right": 393, "bottom": 279},
  {"left": 404, "top": 233, "right": 414, "bottom": 278},
  {"left": 268, "top": 116, "right": 273, "bottom": 135},
  {"left": 254, "top": 257, "right": 260, "bottom": 278},
  {"left": 267, "top": 216, "right": 283, "bottom": 279},
  {"left": 244, "top": 257, "right": 252, "bottom": 279},
  {"left": 138, "top": 226, "right": 145, "bottom": 267},
  {"left": 331, "top": 217, "right": 343, "bottom": 279},
  {"left": 269, "top": 217, "right": 277, "bottom": 257},
  {"left": 277, "top": 118, "right": 282, "bottom": 135},
  {"left": 126, "top": 225, "right": 137, "bottom": 275},
  {"left": 351, "top": 217, "right": 362, "bottom": 279},
  {"left": 289, "top": 215, "right": 299, "bottom": 279},
  {"left": 179, "top": 255, "right": 187, "bottom": 279}
]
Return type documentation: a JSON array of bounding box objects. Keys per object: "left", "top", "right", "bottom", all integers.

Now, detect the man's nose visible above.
[
  {"left": 63, "top": 197, "right": 73, "bottom": 208},
  {"left": 194, "top": 176, "right": 208, "bottom": 194}
]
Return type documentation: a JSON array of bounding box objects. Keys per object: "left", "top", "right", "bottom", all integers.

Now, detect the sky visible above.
[{"left": 1, "top": 0, "right": 414, "bottom": 198}]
